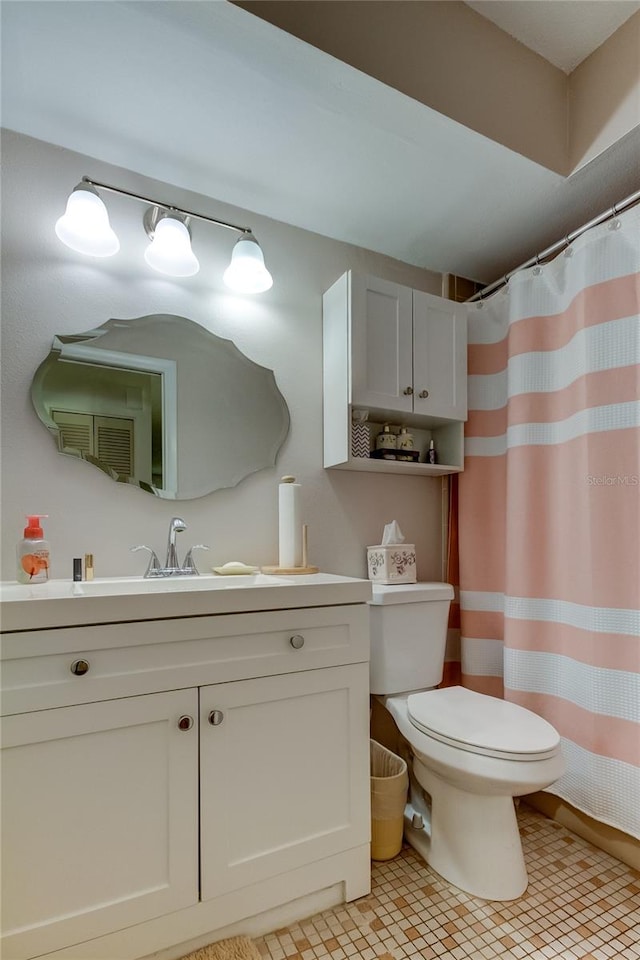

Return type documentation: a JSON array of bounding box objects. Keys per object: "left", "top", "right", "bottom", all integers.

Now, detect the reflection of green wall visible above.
[
  {"left": 43, "top": 361, "right": 161, "bottom": 486},
  {"left": 149, "top": 375, "right": 162, "bottom": 485}
]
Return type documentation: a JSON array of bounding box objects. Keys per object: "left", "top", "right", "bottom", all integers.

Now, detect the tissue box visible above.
[{"left": 367, "top": 544, "right": 417, "bottom": 584}]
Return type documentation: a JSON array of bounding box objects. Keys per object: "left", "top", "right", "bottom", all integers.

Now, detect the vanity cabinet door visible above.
[
  {"left": 199, "top": 664, "right": 370, "bottom": 902},
  {"left": 1, "top": 689, "right": 199, "bottom": 960}
]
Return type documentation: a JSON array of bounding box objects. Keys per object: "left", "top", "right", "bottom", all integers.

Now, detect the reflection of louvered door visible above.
[
  {"left": 52, "top": 411, "right": 134, "bottom": 477},
  {"left": 94, "top": 417, "right": 134, "bottom": 476},
  {"left": 53, "top": 411, "right": 93, "bottom": 455}
]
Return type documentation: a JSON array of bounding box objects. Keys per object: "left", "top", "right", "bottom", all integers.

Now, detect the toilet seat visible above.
[{"left": 407, "top": 686, "right": 560, "bottom": 761}]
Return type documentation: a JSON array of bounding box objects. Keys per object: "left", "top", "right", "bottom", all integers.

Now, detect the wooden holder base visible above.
[{"left": 261, "top": 565, "right": 320, "bottom": 576}]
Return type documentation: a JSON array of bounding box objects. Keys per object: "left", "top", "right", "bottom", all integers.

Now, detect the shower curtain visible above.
[{"left": 458, "top": 203, "right": 640, "bottom": 839}]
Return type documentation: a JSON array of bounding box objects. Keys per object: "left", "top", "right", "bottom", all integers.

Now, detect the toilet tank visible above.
[{"left": 369, "top": 582, "right": 454, "bottom": 695}]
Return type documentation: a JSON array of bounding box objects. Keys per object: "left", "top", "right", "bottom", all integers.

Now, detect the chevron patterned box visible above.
[{"left": 351, "top": 421, "right": 371, "bottom": 458}]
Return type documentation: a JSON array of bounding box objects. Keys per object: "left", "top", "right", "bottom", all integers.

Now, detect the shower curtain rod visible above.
[{"left": 468, "top": 187, "right": 640, "bottom": 302}]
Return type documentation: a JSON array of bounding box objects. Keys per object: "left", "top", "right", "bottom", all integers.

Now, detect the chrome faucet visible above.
[
  {"left": 166, "top": 516, "right": 187, "bottom": 571},
  {"left": 131, "top": 517, "right": 209, "bottom": 577}
]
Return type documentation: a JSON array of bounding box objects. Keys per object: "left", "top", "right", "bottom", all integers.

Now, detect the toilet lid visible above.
[{"left": 407, "top": 686, "right": 560, "bottom": 761}]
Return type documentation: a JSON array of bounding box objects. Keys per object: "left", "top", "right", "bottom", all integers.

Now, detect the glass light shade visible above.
[
  {"left": 144, "top": 216, "right": 199, "bottom": 277},
  {"left": 55, "top": 186, "right": 120, "bottom": 257},
  {"left": 223, "top": 235, "right": 273, "bottom": 294}
]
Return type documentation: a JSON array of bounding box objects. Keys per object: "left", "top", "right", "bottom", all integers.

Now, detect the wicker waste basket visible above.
[{"left": 370, "top": 739, "right": 408, "bottom": 861}]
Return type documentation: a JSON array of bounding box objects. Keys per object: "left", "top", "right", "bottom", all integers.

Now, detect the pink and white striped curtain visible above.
[{"left": 458, "top": 204, "right": 640, "bottom": 838}]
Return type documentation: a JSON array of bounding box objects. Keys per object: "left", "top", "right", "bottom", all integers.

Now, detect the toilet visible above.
[{"left": 369, "top": 582, "right": 565, "bottom": 901}]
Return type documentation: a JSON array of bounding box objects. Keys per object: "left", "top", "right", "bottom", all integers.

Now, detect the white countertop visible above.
[{"left": 0, "top": 572, "right": 372, "bottom": 632}]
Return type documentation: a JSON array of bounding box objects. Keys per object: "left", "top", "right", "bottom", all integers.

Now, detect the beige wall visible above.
[
  {"left": 236, "top": 0, "right": 640, "bottom": 178},
  {"left": 569, "top": 11, "right": 640, "bottom": 172},
  {"left": 0, "top": 130, "right": 445, "bottom": 582},
  {"left": 236, "top": 0, "right": 568, "bottom": 174}
]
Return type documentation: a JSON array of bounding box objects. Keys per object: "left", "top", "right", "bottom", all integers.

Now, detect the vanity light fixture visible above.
[
  {"left": 55, "top": 182, "right": 120, "bottom": 258},
  {"left": 223, "top": 233, "right": 274, "bottom": 294},
  {"left": 143, "top": 208, "right": 199, "bottom": 278},
  {"left": 55, "top": 176, "right": 273, "bottom": 293}
]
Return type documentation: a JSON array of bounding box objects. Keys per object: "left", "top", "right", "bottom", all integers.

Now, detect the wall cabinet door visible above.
[
  {"left": 1, "top": 689, "right": 199, "bottom": 960},
  {"left": 350, "top": 273, "right": 414, "bottom": 413},
  {"left": 199, "top": 664, "right": 370, "bottom": 902},
  {"left": 348, "top": 274, "right": 466, "bottom": 421},
  {"left": 413, "top": 289, "right": 467, "bottom": 420}
]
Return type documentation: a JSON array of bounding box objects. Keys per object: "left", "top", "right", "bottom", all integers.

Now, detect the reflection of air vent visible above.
[{"left": 52, "top": 411, "right": 134, "bottom": 476}]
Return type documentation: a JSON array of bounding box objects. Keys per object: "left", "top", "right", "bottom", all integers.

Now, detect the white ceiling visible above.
[
  {"left": 1, "top": 1, "right": 639, "bottom": 285},
  {"left": 466, "top": 0, "right": 640, "bottom": 73}
]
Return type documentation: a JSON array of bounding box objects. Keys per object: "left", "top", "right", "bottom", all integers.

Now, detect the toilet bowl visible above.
[
  {"left": 369, "top": 583, "right": 565, "bottom": 901},
  {"left": 383, "top": 686, "right": 564, "bottom": 900}
]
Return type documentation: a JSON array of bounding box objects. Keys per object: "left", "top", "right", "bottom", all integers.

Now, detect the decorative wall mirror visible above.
[{"left": 31, "top": 314, "right": 290, "bottom": 499}]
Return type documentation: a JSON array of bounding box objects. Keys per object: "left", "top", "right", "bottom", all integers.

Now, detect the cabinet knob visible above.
[
  {"left": 178, "top": 715, "right": 194, "bottom": 731},
  {"left": 208, "top": 710, "right": 224, "bottom": 726},
  {"left": 70, "top": 659, "right": 90, "bottom": 676},
  {"left": 403, "top": 386, "right": 414, "bottom": 396},
  {"left": 289, "top": 634, "right": 305, "bottom": 649},
  {"left": 419, "top": 389, "right": 429, "bottom": 399}
]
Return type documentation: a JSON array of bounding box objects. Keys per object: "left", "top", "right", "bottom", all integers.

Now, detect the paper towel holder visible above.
[{"left": 262, "top": 522, "right": 319, "bottom": 576}]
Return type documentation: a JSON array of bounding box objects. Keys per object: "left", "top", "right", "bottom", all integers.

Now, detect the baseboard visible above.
[{"left": 526, "top": 792, "right": 640, "bottom": 871}]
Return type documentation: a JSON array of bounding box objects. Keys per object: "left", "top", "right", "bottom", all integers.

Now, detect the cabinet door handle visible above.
[
  {"left": 208, "top": 710, "right": 224, "bottom": 726},
  {"left": 403, "top": 386, "right": 413, "bottom": 396},
  {"left": 289, "top": 634, "right": 305, "bottom": 649},
  {"left": 70, "top": 659, "right": 90, "bottom": 676},
  {"left": 419, "top": 389, "right": 429, "bottom": 399},
  {"left": 178, "top": 715, "right": 194, "bottom": 731}
]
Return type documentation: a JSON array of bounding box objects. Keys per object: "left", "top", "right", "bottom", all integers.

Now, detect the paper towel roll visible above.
[{"left": 279, "top": 476, "right": 302, "bottom": 567}]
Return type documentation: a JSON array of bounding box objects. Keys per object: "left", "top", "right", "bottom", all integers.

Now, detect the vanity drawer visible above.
[{"left": 0, "top": 604, "right": 370, "bottom": 715}]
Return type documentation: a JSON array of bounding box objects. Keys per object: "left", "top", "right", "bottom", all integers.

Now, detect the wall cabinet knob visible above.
[
  {"left": 178, "top": 715, "right": 194, "bottom": 731},
  {"left": 403, "top": 386, "right": 414, "bottom": 396},
  {"left": 289, "top": 634, "right": 305, "bottom": 649},
  {"left": 419, "top": 389, "right": 429, "bottom": 399},
  {"left": 208, "top": 710, "right": 224, "bottom": 726},
  {"left": 70, "top": 659, "right": 90, "bottom": 676}
]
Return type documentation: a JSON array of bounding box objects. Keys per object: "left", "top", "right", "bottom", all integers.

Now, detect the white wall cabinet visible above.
[
  {"left": 323, "top": 271, "right": 468, "bottom": 475},
  {"left": 0, "top": 586, "right": 370, "bottom": 960}
]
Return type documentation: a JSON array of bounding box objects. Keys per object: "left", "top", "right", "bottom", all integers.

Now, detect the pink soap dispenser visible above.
[{"left": 17, "top": 515, "right": 50, "bottom": 584}]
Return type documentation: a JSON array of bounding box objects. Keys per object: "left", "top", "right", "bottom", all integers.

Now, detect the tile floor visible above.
[{"left": 255, "top": 805, "right": 640, "bottom": 960}]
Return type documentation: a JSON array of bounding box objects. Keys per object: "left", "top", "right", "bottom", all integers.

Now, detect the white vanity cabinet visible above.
[
  {"left": 323, "top": 271, "right": 467, "bottom": 475},
  {"left": 200, "top": 664, "right": 367, "bottom": 902},
  {"left": 2, "top": 690, "right": 200, "bottom": 960},
  {"left": 0, "top": 576, "right": 371, "bottom": 960}
]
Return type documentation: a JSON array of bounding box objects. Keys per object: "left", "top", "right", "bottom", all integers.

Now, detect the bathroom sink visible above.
[
  {"left": 0, "top": 571, "right": 371, "bottom": 633},
  {"left": 71, "top": 573, "right": 292, "bottom": 597},
  {"left": 0, "top": 573, "right": 292, "bottom": 602}
]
